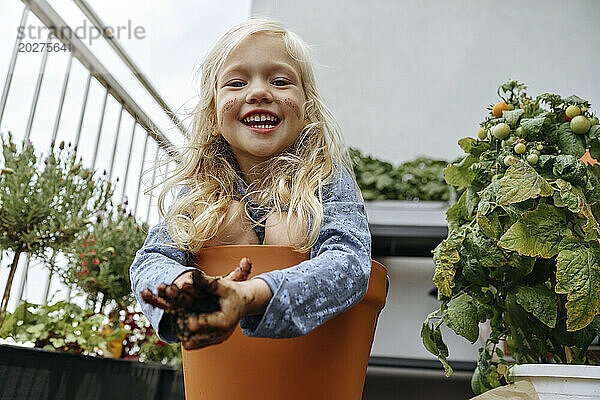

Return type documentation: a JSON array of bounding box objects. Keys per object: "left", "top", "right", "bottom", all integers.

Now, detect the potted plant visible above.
[
  {"left": 0, "top": 300, "right": 124, "bottom": 356},
  {"left": 421, "top": 81, "right": 600, "bottom": 398},
  {"left": 61, "top": 204, "right": 148, "bottom": 314},
  {"left": 0, "top": 134, "right": 111, "bottom": 327},
  {"left": 350, "top": 148, "right": 450, "bottom": 202}
]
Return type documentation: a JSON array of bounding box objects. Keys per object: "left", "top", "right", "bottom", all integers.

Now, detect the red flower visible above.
[
  {"left": 79, "top": 254, "right": 85, "bottom": 258},
  {"left": 80, "top": 261, "right": 86, "bottom": 267},
  {"left": 88, "top": 250, "right": 96, "bottom": 255},
  {"left": 82, "top": 244, "right": 87, "bottom": 248},
  {"left": 93, "top": 259, "right": 100, "bottom": 265},
  {"left": 84, "top": 269, "right": 89, "bottom": 275}
]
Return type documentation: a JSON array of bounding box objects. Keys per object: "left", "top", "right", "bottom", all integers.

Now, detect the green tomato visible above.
[
  {"left": 477, "top": 127, "right": 488, "bottom": 140},
  {"left": 590, "top": 116, "right": 599, "bottom": 126},
  {"left": 530, "top": 149, "right": 540, "bottom": 156},
  {"left": 565, "top": 105, "right": 581, "bottom": 120},
  {"left": 515, "top": 126, "right": 526, "bottom": 137},
  {"left": 527, "top": 153, "right": 539, "bottom": 164},
  {"left": 494, "top": 123, "right": 511, "bottom": 140},
  {"left": 514, "top": 143, "right": 526, "bottom": 154},
  {"left": 571, "top": 115, "right": 591, "bottom": 134},
  {"left": 536, "top": 144, "right": 544, "bottom": 151},
  {"left": 504, "top": 155, "right": 518, "bottom": 166}
]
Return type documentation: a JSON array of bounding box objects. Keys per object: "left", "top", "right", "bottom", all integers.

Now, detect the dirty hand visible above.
[{"left": 141, "top": 257, "right": 255, "bottom": 350}]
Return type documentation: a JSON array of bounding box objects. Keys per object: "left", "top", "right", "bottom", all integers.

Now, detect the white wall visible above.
[{"left": 252, "top": 0, "right": 600, "bottom": 165}]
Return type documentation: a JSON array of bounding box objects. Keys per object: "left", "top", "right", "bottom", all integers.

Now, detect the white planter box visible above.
[{"left": 510, "top": 364, "right": 600, "bottom": 400}]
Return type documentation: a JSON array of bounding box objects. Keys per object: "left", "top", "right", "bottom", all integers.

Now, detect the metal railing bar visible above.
[
  {"left": 108, "top": 104, "right": 123, "bottom": 182},
  {"left": 120, "top": 121, "right": 136, "bottom": 205},
  {"left": 0, "top": 1, "right": 30, "bottom": 129},
  {"left": 24, "top": 31, "right": 53, "bottom": 142},
  {"left": 51, "top": 52, "right": 73, "bottom": 145},
  {"left": 91, "top": 87, "right": 109, "bottom": 169},
  {"left": 145, "top": 146, "right": 160, "bottom": 223},
  {"left": 134, "top": 133, "right": 149, "bottom": 215},
  {"left": 19, "top": 0, "right": 177, "bottom": 158},
  {"left": 71, "top": 0, "right": 188, "bottom": 138},
  {"left": 75, "top": 72, "right": 92, "bottom": 148},
  {"left": 42, "top": 251, "right": 57, "bottom": 305},
  {"left": 16, "top": 253, "right": 30, "bottom": 303}
]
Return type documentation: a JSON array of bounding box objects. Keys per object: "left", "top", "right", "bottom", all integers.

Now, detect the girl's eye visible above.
[
  {"left": 227, "top": 81, "right": 245, "bottom": 88},
  {"left": 272, "top": 79, "right": 290, "bottom": 87}
]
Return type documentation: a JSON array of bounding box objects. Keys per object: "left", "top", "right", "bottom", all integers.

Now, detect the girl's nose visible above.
[{"left": 246, "top": 81, "right": 273, "bottom": 104}]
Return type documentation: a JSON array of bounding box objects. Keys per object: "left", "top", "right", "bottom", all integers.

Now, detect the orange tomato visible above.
[{"left": 492, "top": 102, "right": 510, "bottom": 117}]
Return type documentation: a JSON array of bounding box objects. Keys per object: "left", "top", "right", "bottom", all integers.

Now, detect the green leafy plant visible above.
[
  {"left": 421, "top": 81, "right": 600, "bottom": 395},
  {"left": 61, "top": 204, "right": 148, "bottom": 313},
  {"left": 350, "top": 148, "right": 450, "bottom": 201},
  {"left": 118, "top": 311, "right": 181, "bottom": 365},
  {"left": 0, "top": 301, "right": 124, "bottom": 356},
  {"left": 0, "top": 134, "right": 112, "bottom": 327}
]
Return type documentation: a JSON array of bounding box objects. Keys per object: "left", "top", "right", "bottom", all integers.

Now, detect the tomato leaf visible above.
[
  {"left": 516, "top": 285, "right": 557, "bottom": 328},
  {"left": 554, "top": 155, "right": 588, "bottom": 187},
  {"left": 557, "top": 122, "right": 586, "bottom": 158},
  {"left": 458, "top": 137, "right": 491, "bottom": 157},
  {"left": 588, "top": 125, "right": 600, "bottom": 141},
  {"left": 498, "top": 203, "right": 568, "bottom": 258},
  {"left": 497, "top": 160, "right": 552, "bottom": 205},
  {"left": 589, "top": 139, "right": 600, "bottom": 160},
  {"left": 421, "top": 322, "right": 453, "bottom": 377},
  {"left": 521, "top": 117, "right": 546, "bottom": 138},
  {"left": 503, "top": 109, "right": 524, "bottom": 128},
  {"left": 464, "top": 227, "right": 509, "bottom": 268},
  {"left": 442, "top": 293, "right": 480, "bottom": 343},
  {"left": 432, "top": 231, "right": 463, "bottom": 297},
  {"left": 444, "top": 155, "right": 477, "bottom": 189},
  {"left": 556, "top": 237, "right": 600, "bottom": 331}
]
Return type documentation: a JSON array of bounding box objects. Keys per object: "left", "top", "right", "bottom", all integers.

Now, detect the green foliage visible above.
[
  {"left": 0, "top": 133, "right": 112, "bottom": 258},
  {"left": 61, "top": 205, "right": 149, "bottom": 311},
  {"left": 350, "top": 148, "right": 450, "bottom": 201},
  {"left": 121, "top": 311, "right": 181, "bottom": 365},
  {"left": 0, "top": 301, "right": 122, "bottom": 356},
  {"left": 423, "top": 81, "right": 600, "bottom": 394}
]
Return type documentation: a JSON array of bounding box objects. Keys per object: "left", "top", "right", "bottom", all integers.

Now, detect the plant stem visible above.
[
  {"left": 565, "top": 346, "right": 574, "bottom": 363},
  {"left": 0, "top": 250, "right": 23, "bottom": 328}
]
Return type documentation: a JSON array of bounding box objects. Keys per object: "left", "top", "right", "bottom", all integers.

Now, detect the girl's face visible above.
[{"left": 215, "top": 33, "right": 306, "bottom": 180}]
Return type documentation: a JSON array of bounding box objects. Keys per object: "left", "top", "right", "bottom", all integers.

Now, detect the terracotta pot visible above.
[{"left": 181, "top": 245, "right": 388, "bottom": 400}]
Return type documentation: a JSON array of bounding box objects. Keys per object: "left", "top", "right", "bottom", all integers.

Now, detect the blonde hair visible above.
[{"left": 155, "top": 17, "right": 358, "bottom": 254}]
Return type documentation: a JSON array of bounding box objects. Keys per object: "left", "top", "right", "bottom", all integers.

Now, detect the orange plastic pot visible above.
[{"left": 181, "top": 245, "right": 388, "bottom": 400}]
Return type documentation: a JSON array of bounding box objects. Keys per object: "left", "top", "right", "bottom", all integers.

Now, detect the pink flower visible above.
[
  {"left": 79, "top": 254, "right": 85, "bottom": 258},
  {"left": 80, "top": 262, "right": 86, "bottom": 267},
  {"left": 82, "top": 244, "right": 87, "bottom": 248},
  {"left": 93, "top": 259, "right": 100, "bottom": 265}
]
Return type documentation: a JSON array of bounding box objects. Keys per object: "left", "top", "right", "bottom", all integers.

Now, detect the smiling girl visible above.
[{"left": 131, "top": 18, "right": 372, "bottom": 350}]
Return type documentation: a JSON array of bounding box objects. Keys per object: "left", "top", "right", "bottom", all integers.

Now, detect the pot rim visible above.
[{"left": 509, "top": 364, "right": 600, "bottom": 380}]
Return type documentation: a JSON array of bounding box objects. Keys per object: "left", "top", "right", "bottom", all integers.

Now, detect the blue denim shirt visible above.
[{"left": 129, "top": 166, "right": 372, "bottom": 342}]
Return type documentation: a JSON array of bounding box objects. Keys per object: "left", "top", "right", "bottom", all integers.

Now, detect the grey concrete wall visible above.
[{"left": 251, "top": 0, "right": 600, "bottom": 165}]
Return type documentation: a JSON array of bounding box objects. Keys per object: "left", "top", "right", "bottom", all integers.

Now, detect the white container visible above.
[{"left": 509, "top": 364, "right": 600, "bottom": 400}]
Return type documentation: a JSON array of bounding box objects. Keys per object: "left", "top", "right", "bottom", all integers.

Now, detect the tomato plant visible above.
[{"left": 422, "top": 81, "right": 600, "bottom": 395}]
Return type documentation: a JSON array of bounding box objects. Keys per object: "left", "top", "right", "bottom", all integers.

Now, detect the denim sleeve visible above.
[
  {"left": 239, "top": 166, "right": 372, "bottom": 338},
  {"left": 130, "top": 190, "right": 197, "bottom": 343}
]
